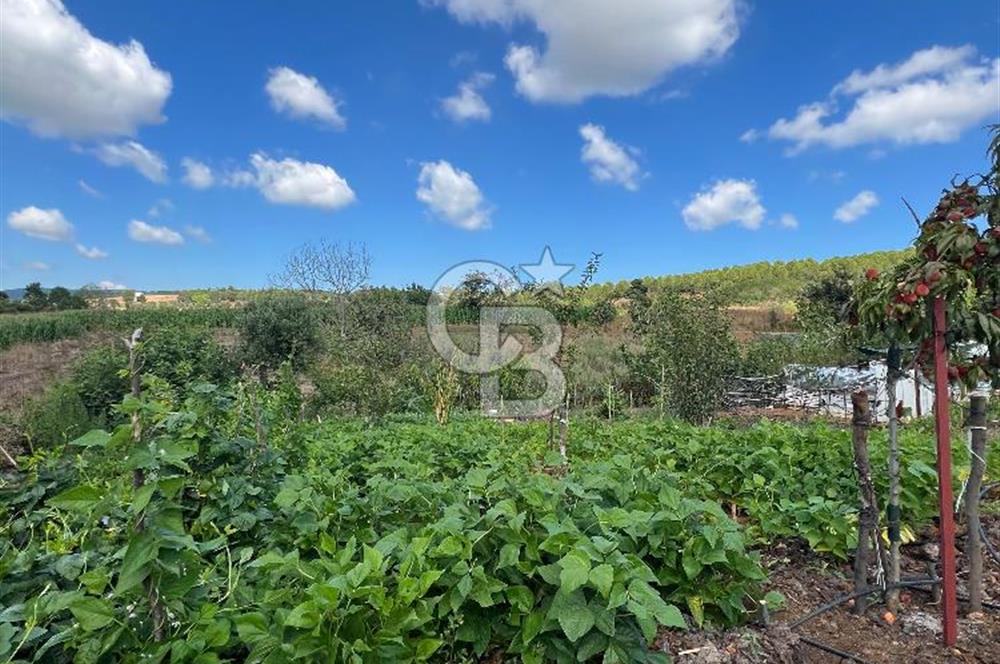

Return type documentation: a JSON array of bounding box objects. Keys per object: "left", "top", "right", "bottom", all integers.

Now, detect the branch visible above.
[{"left": 901, "top": 197, "right": 922, "bottom": 227}]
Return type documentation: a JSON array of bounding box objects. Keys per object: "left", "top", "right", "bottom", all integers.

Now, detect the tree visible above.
[
  {"left": 23, "top": 282, "right": 47, "bottom": 310},
  {"left": 238, "top": 296, "right": 321, "bottom": 376},
  {"left": 271, "top": 240, "right": 372, "bottom": 335}
]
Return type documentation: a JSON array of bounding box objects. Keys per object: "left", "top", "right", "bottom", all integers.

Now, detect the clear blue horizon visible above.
[{"left": 2, "top": 1, "right": 998, "bottom": 292}]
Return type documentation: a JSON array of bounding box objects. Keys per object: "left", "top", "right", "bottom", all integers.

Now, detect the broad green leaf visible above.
[
  {"left": 414, "top": 638, "right": 443, "bottom": 660},
  {"left": 70, "top": 429, "right": 111, "bottom": 448},
  {"left": 69, "top": 597, "right": 115, "bottom": 631},
  {"left": 49, "top": 485, "right": 102, "bottom": 512},
  {"left": 548, "top": 590, "right": 594, "bottom": 643},
  {"left": 284, "top": 601, "right": 318, "bottom": 629},
  {"left": 116, "top": 531, "right": 158, "bottom": 593},
  {"left": 132, "top": 482, "right": 156, "bottom": 514},
  {"left": 589, "top": 564, "right": 614, "bottom": 598},
  {"left": 559, "top": 551, "right": 591, "bottom": 593},
  {"left": 628, "top": 580, "right": 685, "bottom": 629}
]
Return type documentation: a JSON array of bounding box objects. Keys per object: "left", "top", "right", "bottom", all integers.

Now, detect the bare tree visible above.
[
  {"left": 271, "top": 240, "right": 372, "bottom": 335},
  {"left": 272, "top": 239, "right": 371, "bottom": 295}
]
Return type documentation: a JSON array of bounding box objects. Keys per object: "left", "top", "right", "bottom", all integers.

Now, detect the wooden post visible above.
[
  {"left": 123, "top": 328, "right": 165, "bottom": 642},
  {"left": 931, "top": 297, "right": 958, "bottom": 646},
  {"left": 965, "top": 394, "right": 988, "bottom": 614},
  {"left": 885, "top": 344, "right": 902, "bottom": 611},
  {"left": 851, "top": 390, "right": 877, "bottom": 614}
]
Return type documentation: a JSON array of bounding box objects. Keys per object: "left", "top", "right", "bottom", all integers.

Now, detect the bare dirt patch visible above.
[
  {"left": 656, "top": 523, "right": 1000, "bottom": 663},
  {"left": 0, "top": 332, "right": 115, "bottom": 412}
]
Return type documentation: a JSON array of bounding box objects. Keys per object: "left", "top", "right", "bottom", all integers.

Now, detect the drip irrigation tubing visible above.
[{"left": 788, "top": 576, "right": 999, "bottom": 663}]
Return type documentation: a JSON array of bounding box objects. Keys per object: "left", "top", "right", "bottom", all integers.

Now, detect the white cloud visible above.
[
  {"left": 78, "top": 179, "right": 102, "bottom": 198},
  {"left": 247, "top": 153, "right": 356, "bottom": 210},
  {"left": 416, "top": 160, "right": 491, "bottom": 230},
  {"left": 441, "top": 72, "right": 494, "bottom": 122},
  {"left": 25, "top": 261, "right": 50, "bottom": 271},
  {"left": 682, "top": 179, "right": 765, "bottom": 231},
  {"left": 95, "top": 141, "right": 167, "bottom": 182},
  {"left": 431, "top": 0, "right": 740, "bottom": 103},
  {"left": 762, "top": 45, "right": 999, "bottom": 153},
  {"left": 266, "top": 66, "right": 345, "bottom": 129},
  {"left": 579, "top": 123, "right": 643, "bottom": 191},
  {"left": 184, "top": 225, "right": 212, "bottom": 243},
  {"left": 778, "top": 213, "right": 799, "bottom": 229},
  {"left": 75, "top": 244, "right": 108, "bottom": 259},
  {"left": 7, "top": 206, "right": 73, "bottom": 241},
  {"left": 128, "top": 219, "right": 184, "bottom": 245},
  {"left": 96, "top": 280, "right": 127, "bottom": 290},
  {"left": 0, "top": 0, "right": 171, "bottom": 139},
  {"left": 181, "top": 158, "right": 214, "bottom": 189},
  {"left": 834, "top": 190, "right": 879, "bottom": 223},
  {"left": 147, "top": 198, "right": 173, "bottom": 218}
]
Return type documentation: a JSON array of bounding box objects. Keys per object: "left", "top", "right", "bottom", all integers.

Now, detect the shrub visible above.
[
  {"left": 19, "top": 383, "right": 93, "bottom": 448},
  {"left": 238, "top": 296, "right": 320, "bottom": 373}
]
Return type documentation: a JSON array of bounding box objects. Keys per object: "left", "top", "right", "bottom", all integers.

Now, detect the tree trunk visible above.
[
  {"left": 886, "top": 344, "right": 902, "bottom": 611},
  {"left": 851, "top": 390, "right": 888, "bottom": 614},
  {"left": 965, "top": 394, "right": 988, "bottom": 613}
]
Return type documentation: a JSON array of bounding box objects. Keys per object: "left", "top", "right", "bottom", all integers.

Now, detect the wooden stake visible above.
[
  {"left": 965, "top": 394, "right": 988, "bottom": 614},
  {"left": 886, "top": 344, "right": 902, "bottom": 611}
]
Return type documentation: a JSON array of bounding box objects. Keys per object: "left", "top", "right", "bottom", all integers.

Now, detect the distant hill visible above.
[
  {"left": 590, "top": 249, "right": 912, "bottom": 305},
  {"left": 2, "top": 288, "right": 28, "bottom": 301}
]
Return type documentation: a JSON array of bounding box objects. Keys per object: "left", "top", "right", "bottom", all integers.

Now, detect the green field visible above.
[{"left": 2, "top": 389, "right": 992, "bottom": 662}]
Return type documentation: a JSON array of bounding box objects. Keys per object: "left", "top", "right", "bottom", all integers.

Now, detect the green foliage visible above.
[
  {"left": 628, "top": 288, "right": 739, "bottom": 423},
  {"left": 18, "top": 383, "right": 94, "bottom": 449},
  {"left": 3, "top": 386, "right": 991, "bottom": 663},
  {"left": 238, "top": 296, "right": 321, "bottom": 372},
  {"left": 0, "top": 307, "right": 241, "bottom": 350}
]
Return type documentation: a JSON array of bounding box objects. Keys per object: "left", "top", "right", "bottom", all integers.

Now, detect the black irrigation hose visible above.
[
  {"left": 789, "top": 576, "right": 1000, "bottom": 663},
  {"left": 788, "top": 577, "right": 938, "bottom": 629},
  {"left": 798, "top": 636, "right": 875, "bottom": 664}
]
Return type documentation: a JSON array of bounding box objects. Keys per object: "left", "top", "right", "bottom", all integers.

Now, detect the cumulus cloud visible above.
[
  {"left": 25, "top": 261, "right": 50, "bottom": 271},
  {"left": 0, "top": 0, "right": 171, "bottom": 139},
  {"left": 95, "top": 141, "right": 167, "bottom": 182},
  {"left": 184, "top": 225, "right": 212, "bottom": 243},
  {"left": 128, "top": 219, "right": 184, "bottom": 245},
  {"left": 266, "top": 66, "right": 345, "bottom": 129},
  {"left": 759, "top": 45, "right": 999, "bottom": 153},
  {"left": 430, "top": 0, "right": 740, "bottom": 103},
  {"left": 682, "top": 179, "right": 766, "bottom": 231},
  {"left": 247, "top": 153, "right": 356, "bottom": 210},
  {"left": 834, "top": 190, "right": 879, "bottom": 223},
  {"left": 7, "top": 206, "right": 74, "bottom": 241},
  {"left": 416, "top": 160, "right": 491, "bottom": 230},
  {"left": 579, "top": 123, "right": 643, "bottom": 191},
  {"left": 75, "top": 244, "right": 108, "bottom": 259},
  {"left": 181, "top": 158, "right": 214, "bottom": 189},
  {"left": 441, "top": 72, "right": 494, "bottom": 122},
  {"left": 96, "top": 280, "right": 127, "bottom": 290}
]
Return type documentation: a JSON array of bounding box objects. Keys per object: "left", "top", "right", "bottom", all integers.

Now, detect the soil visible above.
[
  {"left": 0, "top": 332, "right": 116, "bottom": 413},
  {"left": 656, "top": 517, "right": 1000, "bottom": 663}
]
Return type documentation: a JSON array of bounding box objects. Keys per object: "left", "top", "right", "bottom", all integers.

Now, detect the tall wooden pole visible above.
[{"left": 931, "top": 298, "right": 957, "bottom": 646}]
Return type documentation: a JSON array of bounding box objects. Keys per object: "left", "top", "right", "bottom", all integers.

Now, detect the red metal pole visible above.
[{"left": 932, "top": 297, "right": 958, "bottom": 646}]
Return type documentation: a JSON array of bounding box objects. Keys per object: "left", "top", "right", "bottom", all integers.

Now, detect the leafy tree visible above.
[
  {"left": 23, "top": 282, "right": 47, "bottom": 310},
  {"left": 628, "top": 287, "right": 739, "bottom": 423}
]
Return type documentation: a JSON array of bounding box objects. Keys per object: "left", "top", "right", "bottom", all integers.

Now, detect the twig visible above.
[{"left": 901, "top": 197, "right": 923, "bottom": 227}]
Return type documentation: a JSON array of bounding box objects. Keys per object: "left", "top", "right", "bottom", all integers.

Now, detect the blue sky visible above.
[{"left": 2, "top": 0, "right": 998, "bottom": 291}]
